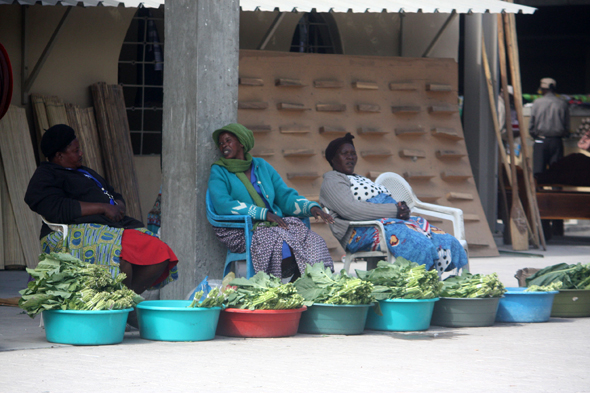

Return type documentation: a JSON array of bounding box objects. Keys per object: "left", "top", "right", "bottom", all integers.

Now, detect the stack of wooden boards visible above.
[
  {"left": 0, "top": 83, "right": 142, "bottom": 269},
  {"left": 237, "top": 50, "right": 499, "bottom": 258}
]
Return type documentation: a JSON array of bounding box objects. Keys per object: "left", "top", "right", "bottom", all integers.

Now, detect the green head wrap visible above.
[{"left": 212, "top": 123, "right": 255, "bottom": 153}]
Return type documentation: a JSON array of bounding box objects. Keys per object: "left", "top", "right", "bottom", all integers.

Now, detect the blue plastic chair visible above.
[{"left": 206, "top": 189, "right": 310, "bottom": 278}]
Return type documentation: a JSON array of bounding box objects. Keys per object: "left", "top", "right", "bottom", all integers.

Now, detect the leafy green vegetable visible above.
[
  {"left": 356, "top": 258, "right": 442, "bottom": 300},
  {"left": 526, "top": 263, "right": 590, "bottom": 289},
  {"left": 294, "top": 263, "right": 376, "bottom": 306},
  {"left": 524, "top": 281, "right": 563, "bottom": 292},
  {"left": 225, "top": 272, "right": 305, "bottom": 310},
  {"left": 439, "top": 272, "right": 506, "bottom": 298},
  {"left": 19, "top": 253, "right": 143, "bottom": 318},
  {"left": 188, "top": 287, "right": 233, "bottom": 308}
]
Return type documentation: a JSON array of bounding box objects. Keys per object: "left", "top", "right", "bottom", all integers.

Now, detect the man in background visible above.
[
  {"left": 528, "top": 77, "right": 570, "bottom": 240},
  {"left": 529, "top": 77, "right": 570, "bottom": 178}
]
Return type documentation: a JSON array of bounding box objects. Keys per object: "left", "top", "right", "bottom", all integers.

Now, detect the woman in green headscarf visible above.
[{"left": 208, "top": 123, "right": 334, "bottom": 280}]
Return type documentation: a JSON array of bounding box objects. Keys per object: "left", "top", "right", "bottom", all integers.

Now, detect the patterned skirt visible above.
[
  {"left": 213, "top": 217, "right": 334, "bottom": 278},
  {"left": 41, "top": 223, "right": 179, "bottom": 290}
]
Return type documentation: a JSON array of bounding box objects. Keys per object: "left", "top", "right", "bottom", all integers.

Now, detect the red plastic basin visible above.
[{"left": 216, "top": 307, "right": 307, "bottom": 338}]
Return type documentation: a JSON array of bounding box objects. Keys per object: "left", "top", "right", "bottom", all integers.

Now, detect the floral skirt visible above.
[
  {"left": 213, "top": 217, "right": 334, "bottom": 278},
  {"left": 41, "top": 223, "right": 179, "bottom": 290}
]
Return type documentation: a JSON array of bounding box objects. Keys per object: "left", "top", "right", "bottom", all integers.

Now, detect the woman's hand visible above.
[
  {"left": 396, "top": 201, "right": 410, "bottom": 221},
  {"left": 115, "top": 200, "right": 126, "bottom": 216},
  {"left": 311, "top": 206, "right": 335, "bottom": 224},
  {"left": 104, "top": 204, "right": 125, "bottom": 222},
  {"left": 266, "top": 212, "right": 289, "bottom": 229}
]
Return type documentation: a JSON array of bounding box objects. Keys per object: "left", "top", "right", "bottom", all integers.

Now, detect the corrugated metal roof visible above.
[{"left": 0, "top": 0, "right": 536, "bottom": 14}]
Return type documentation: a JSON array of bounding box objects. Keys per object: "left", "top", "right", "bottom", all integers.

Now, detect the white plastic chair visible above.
[
  {"left": 336, "top": 172, "right": 469, "bottom": 274},
  {"left": 41, "top": 217, "right": 69, "bottom": 249}
]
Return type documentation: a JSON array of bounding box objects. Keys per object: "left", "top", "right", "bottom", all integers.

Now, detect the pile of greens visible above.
[
  {"left": 19, "top": 253, "right": 143, "bottom": 318},
  {"left": 225, "top": 272, "right": 305, "bottom": 310},
  {"left": 294, "top": 263, "right": 376, "bottom": 306},
  {"left": 439, "top": 272, "right": 505, "bottom": 298},
  {"left": 356, "top": 258, "right": 442, "bottom": 300},
  {"left": 525, "top": 282, "right": 563, "bottom": 292},
  {"left": 188, "top": 287, "right": 233, "bottom": 308},
  {"left": 526, "top": 263, "right": 590, "bottom": 289}
]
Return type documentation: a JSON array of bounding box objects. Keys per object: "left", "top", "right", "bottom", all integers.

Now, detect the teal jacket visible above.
[{"left": 208, "top": 157, "right": 320, "bottom": 221}]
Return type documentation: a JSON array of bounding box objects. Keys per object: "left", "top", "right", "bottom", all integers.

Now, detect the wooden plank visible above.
[
  {"left": 394, "top": 127, "right": 426, "bottom": 136},
  {"left": 282, "top": 149, "right": 315, "bottom": 157},
  {"left": 0, "top": 106, "right": 42, "bottom": 268},
  {"left": 280, "top": 125, "right": 310, "bottom": 134},
  {"left": 30, "top": 94, "right": 50, "bottom": 161},
  {"left": 403, "top": 172, "right": 435, "bottom": 180},
  {"left": 313, "top": 80, "right": 344, "bottom": 88},
  {"left": 536, "top": 191, "right": 590, "bottom": 220},
  {"left": 464, "top": 214, "right": 480, "bottom": 221},
  {"left": 417, "top": 195, "right": 440, "bottom": 203},
  {"left": 399, "top": 149, "right": 426, "bottom": 159},
  {"left": 238, "top": 101, "right": 268, "bottom": 110},
  {"left": 287, "top": 172, "right": 319, "bottom": 180},
  {"left": 352, "top": 81, "right": 378, "bottom": 90},
  {"left": 319, "top": 126, "right": 346, "bottom": 135},
  {"left": 277, "top": 102, "right": 309, "bottom": 111},
  {"left": 356, "top": 104, "right": 380, "bottom": 113},
  {"left": 90, "top": 83, "right": 143, "bottom": 222},
  {"left": 431, "top": 127, "right": 463, "bottom": 140},
  {"left": 389, "top": 82, "right": 418, "bottom": 91},
  {"left": 66, "top": 104, "right": 105, "bottom": 177},
  {"left": 0, "top": 157, "right": 5, "bottom": 269},
  {"left": 426, "top": 83, "right": 452, "bottom": 92},
  {"left": 316, "top": 103, "right": 346, "bottom": 112},
  {"left": 360, "top": 150, "right": 392, "bottom": 158},
  {"left": 392, "top": 106, "right": 421, "bottom": 114},
  {"left": 1, "top": 167, "right": 26, "bottom": 268},
  {"left": 436, "top": 150, "right": 465, "bottom": 159},
  {"left": 441, "top": 171, "right": 471, "bottom": 181},
  {"left": 251, "top": 148, "right": 274, "bottom": 157},
  {"left": 447, "top": 192, "right": 474, "bottom": 201},
  {"left": 43, "top": 95, "right": 69, "bottom": 126},
  {"left": 247, "top": 125, "right": 272, "bottom": 133},
  {"left": 358, "top": 127, "right": 387, "bottom": 135},
  {"left": 428, "top": 105, "right": 458, "bottom": 114},
  {"left": 275, "top": 78, "right": 304, "bottom": 87},
  {"left": 239, "top": 77, "right": 264, "bottom": 86}
]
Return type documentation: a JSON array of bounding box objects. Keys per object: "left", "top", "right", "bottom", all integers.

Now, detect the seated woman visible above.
[
  {"left": 319, "top": 133, "right": 468, "bottom": 275},
  {"left": 25, "top": 124, "right": 178, "bottom": 295},
  {"left": 208, "top": 123, "right": 334, "bottom": 280}
]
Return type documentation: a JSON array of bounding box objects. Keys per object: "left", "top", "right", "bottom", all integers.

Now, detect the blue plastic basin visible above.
[
  {"left": 365, "top": 298, "right": 438, "bottom": 331},
  {"left": 42, "top": 308, "right": 133, "bottom": 345},
  {"left": 496, "top": 287, "right": 558, "bottom": 323},
  {"left": 136, "top": 300, "right": 221, "bottom": 341},
  {"left": 298, "top": 303, "right": 372, "bottom": 335}
]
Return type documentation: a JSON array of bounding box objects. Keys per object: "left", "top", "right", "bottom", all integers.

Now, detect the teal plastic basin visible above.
[
  {"left": 136, "top": 300, "right": 221, "bottom": 342},
  {"left": 298, "top": 303, "right": 372, "bottom": 335},
  {"left": 365, "top": 298, "right": 438, "bottom": 331},
  {"left": 42, "top": 308, "right": 132, "bottom": 345},
  {"left": 432, "top": 297, "right": 501, "bottom": 327},
  {"left": 496, "top": 287, "right": 557, "bottom": 323}
]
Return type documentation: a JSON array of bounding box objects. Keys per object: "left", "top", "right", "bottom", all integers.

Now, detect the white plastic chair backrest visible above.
[{"left": 375, "top": 172, "right": 417, "bottom": 209}]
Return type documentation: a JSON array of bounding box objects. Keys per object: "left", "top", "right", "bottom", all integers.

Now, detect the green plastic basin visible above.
[
  {"left": 551, "top": 289, "right": 590, "bottom": 318},
  {"left": 298, "top": 303, "right": 372, "bottom": 335},
  {"left": 431, "top": 297, "right": 500, "bottom": 327}
]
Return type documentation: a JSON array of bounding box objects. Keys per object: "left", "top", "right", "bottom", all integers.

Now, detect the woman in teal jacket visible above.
[{"left": 208, "top": 123, "right": 334, "bottom": 280}]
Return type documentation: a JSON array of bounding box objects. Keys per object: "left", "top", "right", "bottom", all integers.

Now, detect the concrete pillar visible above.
[
  {"left": 463, "top": 13, "right": 499, "bottom": 232},
  {"left": 160, "top": 0, "right": 239, "bottom": 300}
]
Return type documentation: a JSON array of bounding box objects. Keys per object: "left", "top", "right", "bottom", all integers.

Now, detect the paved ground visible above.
[{"left": 1, "top": 235, "right": 589, "bottom": 393}]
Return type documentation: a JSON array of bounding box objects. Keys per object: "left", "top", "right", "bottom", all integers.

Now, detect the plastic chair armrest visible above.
[{"left": 349, "top": 220, "right": 388, "bottom": 256}]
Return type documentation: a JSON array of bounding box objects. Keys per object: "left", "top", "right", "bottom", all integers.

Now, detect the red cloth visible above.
[{"left": 121, "top": 229, "right": 178, "bottom": 286}]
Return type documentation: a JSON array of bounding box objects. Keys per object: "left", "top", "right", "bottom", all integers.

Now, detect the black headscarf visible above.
[
  {"left": 41, "top": 124, "right": 76, "bottom": 159},
  {"left": 325, "top": 132, "right": 355, "bottom": 167}
]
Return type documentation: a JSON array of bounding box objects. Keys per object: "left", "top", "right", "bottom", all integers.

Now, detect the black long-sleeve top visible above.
[{"left": 25, "top": 162, "right": 143, "bottom": 239}]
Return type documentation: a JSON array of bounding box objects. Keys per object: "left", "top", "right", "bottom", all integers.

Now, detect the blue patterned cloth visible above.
[{"left": 346, "top": 194, "right": 468, "bottom": 273}]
